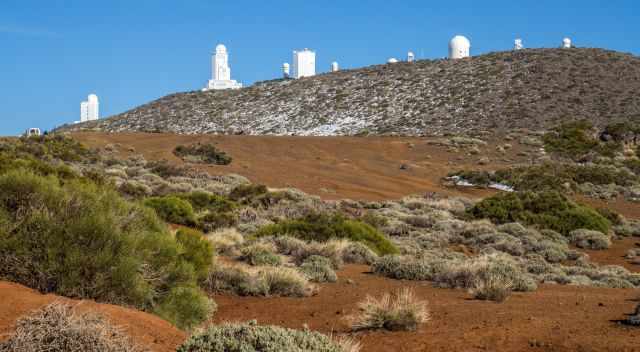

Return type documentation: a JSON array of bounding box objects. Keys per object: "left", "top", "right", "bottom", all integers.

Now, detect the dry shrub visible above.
[
  {"left": 204, "top": 263, "right": 316, "bottom": 297},
  {"left": 0, "top": 302, "right": 143, "bottom": 352},
  {"left": 469, "top": 272, "right": 514, "bottom": 302},
  {"left": 206, "top": 228, "right": 244, "bottom": 255},
  {"left": 348, "top": 288, "right": 430, "bottom": 332}
]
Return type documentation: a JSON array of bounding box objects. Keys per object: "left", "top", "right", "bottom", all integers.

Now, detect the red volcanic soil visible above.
[
  {"left": 212, "top": 265, "right": 640, "bottom": 352},
  {"left": 0, "top": 281, "right": 186, "bottom": 351}
]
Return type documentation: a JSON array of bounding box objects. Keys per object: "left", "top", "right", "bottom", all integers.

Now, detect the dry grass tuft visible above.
[
  {"left": 0, "top": 302, "right": 143, "bottom": 352},
  {"left": 348, "top": 288, "right": 430, "bottom": 332}
]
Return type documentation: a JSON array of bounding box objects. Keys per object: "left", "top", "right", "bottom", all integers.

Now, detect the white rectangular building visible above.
[{"left": 292, "top": 49, "right": 316, "bottom": 79}]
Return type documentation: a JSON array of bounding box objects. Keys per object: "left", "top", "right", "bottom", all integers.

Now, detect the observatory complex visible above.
[
  {"left": 79, "top": 94, "right": 99, "bottom": 122},
  {"left": 292, "top": 49, "right": 316, "bottom": 78},
  {"left": 204, "top": 44, "right": 242, "bottom": 90},
  {"left": 449, "top": 35, "right": 471, "bottom": 59}
]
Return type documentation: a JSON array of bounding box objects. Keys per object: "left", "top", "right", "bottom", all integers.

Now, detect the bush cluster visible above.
[
  {"left": 204, "top": 264, "right": 315, "bottom": 297},
  {"left": 468, "top": 190, "right": 611, "bottom": 235},
  {"left": 256, "top": 213, "right": 398, "bottom": 256},
  {"left": 174, "top": 143, "right": 232, "bottom": 165},
  {"left": 0, "top": 168, "right": 212, "bottom": 329},
  {"left": 299, "top": 255, "right": 338, "bottom": 283}
]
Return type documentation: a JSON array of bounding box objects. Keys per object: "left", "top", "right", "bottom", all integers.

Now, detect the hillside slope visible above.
[{"left": 61, "top": 48, "right": 640, "bottom": 136}]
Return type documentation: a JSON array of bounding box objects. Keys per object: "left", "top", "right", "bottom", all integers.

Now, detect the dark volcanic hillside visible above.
[{"left": 60, "top": 48, "right": 640, "bottom": 136}]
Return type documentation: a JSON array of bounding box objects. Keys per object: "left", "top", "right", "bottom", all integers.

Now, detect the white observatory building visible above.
[
  {"left": 283, "top": 63, "right": 290, "bottom": 78},
  {"left": 79, "top": 94, "right": 99, "bottom": 122},
  {"left": 331, "top": 61, "right": 339, "bottom": 72},
  {"left": 204, "top": 44, "right": 242, "bottom": 90},
  {"left": 514, "top": 39, "right": 524, "bottom": 50},
  {"left": 292, "top": 49, "right": 316, "bottom": 79},
  {"left": 449, "top": 35, "right": 471, "bottom": 59},
  {"left": 562, "top": 38, "right": 572, "bottom": 49},
  {"left": 387, "top": 58, "right": 399, "bottom": 64},
  {"left": 407, "top": 51, "right": 415, "bottom": 62}
]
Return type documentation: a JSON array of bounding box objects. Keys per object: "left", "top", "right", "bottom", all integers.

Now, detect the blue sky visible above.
[{"left": 1, "top": 0, "right": 638, "bottom": 135}]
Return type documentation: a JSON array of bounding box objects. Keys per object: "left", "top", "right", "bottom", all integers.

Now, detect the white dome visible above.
[
  {"left": 88, "top": 94, "right": 98, "bottom": 103},
  {"left": 216, "top": 44, "right": 227, "bottom": 53},
  {"left": 449, "top": 35, "right": 471, "bottom": 59},
  {"left": 387, "top": 58, "right": 399, "bottom": 63},
  {"left": 562, "top": 38, "right": 572, "bottom": 48}
]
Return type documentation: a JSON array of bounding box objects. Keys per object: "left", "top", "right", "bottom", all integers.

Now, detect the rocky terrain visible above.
[{"left": 58, "top": 48, "right": 640, "bottom": 136}]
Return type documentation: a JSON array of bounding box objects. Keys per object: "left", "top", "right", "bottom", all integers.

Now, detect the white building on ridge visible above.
[
  {"left": 407, "top": 51, "right": 415, "bottom": 62},
  {"left": 449, "top": 35, "right": 471, "bottom": 59},
  {"left": 514, "top": 39, "right": 524, "bottom": 50},
  {"left": 204, "top": 44, "right": 242, "bottom": 90},
  {"left": 292, "top": 49, "right": 316, "bottom": 79},
  {"left": 79, "top": 94, "right": 99, "bottom": 122},
  {"left": 562, "top": 38, "right": 572, "bottom": 49},
  {"left": 331, "top": 61, "right": 339, "bottom": 72}
]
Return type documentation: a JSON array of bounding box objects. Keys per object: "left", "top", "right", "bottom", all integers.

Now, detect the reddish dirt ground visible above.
[
  {"left": 212, "top": 264, "right": 640, "bottom": 352},
  {"left": 0, "top": 281, "right": 185, "bottom": 351},
  {"left": 71, "top": 132, "right": 519, "bottom": 201},
  {"left": 10, "top": 132, "right": 629, "bottom": 351}
]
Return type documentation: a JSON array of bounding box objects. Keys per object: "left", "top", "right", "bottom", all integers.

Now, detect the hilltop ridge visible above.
[{"left": 59, "top": 48, "right": 640, "bottom": 136}]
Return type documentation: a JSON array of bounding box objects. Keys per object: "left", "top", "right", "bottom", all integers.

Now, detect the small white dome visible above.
[
  {"left": 88, "top": 94, "right": 98, "bottom": 103},
  {"left": 387, "top": 58, "right": 399, "bottom": 64},
  {"left": 216, "top": 44, "right": 227, "bottom": 53},
  {"left": 449, "top": 35, "right": 471, "bottom": 59},
  {"left": 562, "top": 38, "right": 572, "bottom": 48}
]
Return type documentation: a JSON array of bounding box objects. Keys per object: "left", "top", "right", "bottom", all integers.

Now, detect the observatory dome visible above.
[
  {"left": 449, "top": 35, "right": 471, "bottom": 59},
  {"left": 562, "top": 38, "right": 572, "bottom": 48},
  {"left": 387, "top": 58, "right": 399, "bottom": 64},
  {"left": 216, "top": 44, "right": 227, "bottom": 53},
  {"left": 88, "top": 94, "right": 98, "bottom": 103}
]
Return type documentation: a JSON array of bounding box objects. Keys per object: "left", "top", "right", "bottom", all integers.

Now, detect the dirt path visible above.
[
  {"left": 212, "top": 264, "right": 640, "bottom": 352},
  {"left": 0, "top": 281, "right": 185, "bottom": 352}
]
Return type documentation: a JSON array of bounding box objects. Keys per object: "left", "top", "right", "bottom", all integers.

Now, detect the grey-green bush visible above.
[
  {"left": 177, "top": 321, "right": 357, "bottom": 352},
  {"left": 299, "top": 255, "right": 338, "bottom": 283}
]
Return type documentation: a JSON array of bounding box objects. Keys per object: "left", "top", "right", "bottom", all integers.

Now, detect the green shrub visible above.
[
  {"left": 198, "top": 212, "right": 238, "bottom": 232},
  {"left": 174, "top": 143, "right": 232, "bottom": 165},
  {"left": 299, "top": 255, "right": 338, "bottom": 283},
  {"left": 0, "top": 169, "right": 211, "bottom": 330},
  {"left": 468, "top": 191, "right": 611, "bottom": 235},
  {"left": 177, "top": 321, "right": 356, "bottom": 352},
  {"left": 155, "top": 286, "right": 215, "bottom": 331},
  {"left": 144, "top": 196, "right": 197, "bottom": 226},
  {"left": 543, "top": 120, "right": 599, "bottom": 160},
  {"left": 469, "top": 273, "right": 513, "bottom": 302},
  {"left": 175, "top": 191, "right": 236, "bottom": 213},
  {"left": 176, "top": 228, "right": 215, "bottom": 280},
  {"left": 372, "top": 256, "right": 442, "bottom": 281},
  {"left": 228, "top": 184, "right": 269, "bottom": 203},
  {"left": 256, "top": 214, "right": 398, "bottom": 256}
]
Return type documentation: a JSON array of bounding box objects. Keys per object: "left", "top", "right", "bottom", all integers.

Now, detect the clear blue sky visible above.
[{"left": 1, "top": 0, "right": 638, "bottom": 135}]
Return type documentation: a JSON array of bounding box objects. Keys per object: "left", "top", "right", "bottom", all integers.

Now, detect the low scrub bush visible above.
[
  {"left": 372, "top": 255, "right": 442, "bottom": 281},
  {"left": 468, "top": 190, "right": 611, "bottom": 235},
  {"left": 177, "top": 320, "right": 359, "bottom": 352},
  {"left": 342, "top": 242, "right": 378, "bottom": 265},
  {"left": 144, "top": 195, "right": 197, "bottom": 226},
  {"left": 175, "top": 191, "right": 236, "bottom": 213},
  {"left": 256, "top": 213, "right": 398, "bottom": 256},
  {"left": 198, "top": 212, "right": 238, "bottom": 232},
  {"left": 348, "top": 288, "right": 430, "bottom": 332},
  {"left": 204, "top": 264, "right": 315, "bottom": 297},
  {"left": 543, "top": 120, "right": 600, "bottom": 160},
  {"left": 0, "top": 302, "right": 141, "bottom": 352},
  {"left": 469, "top": 273, "right": 513, "bottom": 302},
  {"left": 174, "top": 143, "right": 232, "bottom": 165},
  {"left": 299, "top": 255, "right": 338, "bottom": 283},
  {"left": 568, "top": 229, "right": 611, "bottom": 249},
  {"left": 240, "top": 243, "right": 282, "bottom": 266},
  {"left": 0, "top": 169, "right": 212, "bottom": 329},
  {"left": 206, "top": 228, "right": 244, "bottom": 255}
]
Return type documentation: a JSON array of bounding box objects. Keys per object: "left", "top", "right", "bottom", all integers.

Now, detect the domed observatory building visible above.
[
  {"left": 449, "top": 35, "right": 471, "bottom": 59},
  {"left": 562, "top": 38, "right": 572, "bottom": 49},
  {"left": 204, "top": 44, "right": 242, "bottom": 90}
]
